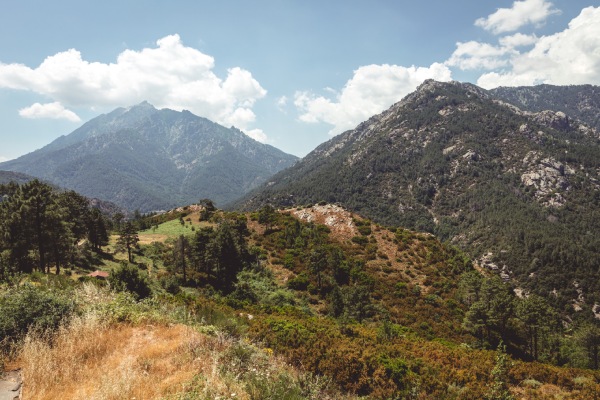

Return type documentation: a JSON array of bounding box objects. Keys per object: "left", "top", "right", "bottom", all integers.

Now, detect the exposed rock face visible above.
[
  {"left": 290, "top": 204, "right": 359, "bottom": 241},
  {"left": 490, "top": 83, "right": 600, "bottom": 132},
  {"left": 532, "top": 110, "right": 570, "bottom": 131},
  {"left": 520, "top": 152, "right": 573, "bottom": 207}
]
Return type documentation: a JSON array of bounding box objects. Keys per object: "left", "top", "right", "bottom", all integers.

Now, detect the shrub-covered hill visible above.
[
  {"left": 3, "top": 195, "right": 600, "bottom": 399},
  {"left": 234, "top": 80, "right": 600, "bottom": 318}
]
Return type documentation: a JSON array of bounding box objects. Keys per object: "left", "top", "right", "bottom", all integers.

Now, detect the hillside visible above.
[
  {"left": 4, "top": 202, "right": 600, "bottom": 399},
  {"left": 0, "top": 102, "right": 297, "bottom": 212},
  {"left": 235, "top": 80, "right": 600, "bottom": 313},
  {"left": 2, "top": 176, "right": 600, "bottom": 398},
  {"left": 0, "top": 170, "right": 36, "bottom": 185}
]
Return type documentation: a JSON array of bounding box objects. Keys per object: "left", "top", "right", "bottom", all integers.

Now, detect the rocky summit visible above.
[
  {"left": 0, "top": 102, "right": 297, "bottom": 212},
  {"left": 236, "top": 80, "right": 600, "bottom": 311}
]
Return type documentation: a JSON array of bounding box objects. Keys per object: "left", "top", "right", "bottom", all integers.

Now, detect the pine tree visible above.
[
  {"left": 485, "top": 343, "right": 515, "bottom": 400},
  {"left": 116, "top": 222, "right": 139, "bottom": 263}
]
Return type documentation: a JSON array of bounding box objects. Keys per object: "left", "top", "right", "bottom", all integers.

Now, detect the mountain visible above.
[
  {"left": 0, "top": 102, "right": 297, "bottom": 212},
  {"left": 236, "top": 80, "right": 600, "bottom": 310},
  {"left": 0, "top": 171, "right": 127, "bottom": 218},
  {"left": 0, "top": 170, "right": 37, "bottom": 185},
  {"left": 489, "top": 84, "right": 600, "bottom": 131}
]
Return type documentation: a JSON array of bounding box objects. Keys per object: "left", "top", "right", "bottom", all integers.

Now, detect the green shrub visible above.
[
  {"left": 267, "top": 289, "right": 296, "bottom": 307},
  {"left": 357, "top": 225, "right": 372, "bottom": 236},
  {"left": 159, "top": 275, "right": 181, "bottom": 295},
  {"left": 351, "top": 236, "right": 368, "bottom": 246},
  {"left": 0, "top": 284, "right": 75, "bottom": 346},
  {"left": 380, "top": 355, "right": 411, "bottom": 388},
  {"left": 109, "top": 263, "right": 152, "bottom": 300},
  {"left": 287, "top": 274, "right": 310, "bottom": 291}
]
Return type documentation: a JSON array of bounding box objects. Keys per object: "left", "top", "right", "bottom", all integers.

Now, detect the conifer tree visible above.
[{"left": 116, "top": 222, "right": 139, "bottom": 263}]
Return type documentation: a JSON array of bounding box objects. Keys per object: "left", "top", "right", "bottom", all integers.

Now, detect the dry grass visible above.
[
  {"left": 17, "top": 284, "right": 347, "bottom": 400},
  {"left": 20, "top": 317, "right": 335, "bottom": 399},
  {"left": 20, "top": 314, "right": 205, "bottom": 399}
]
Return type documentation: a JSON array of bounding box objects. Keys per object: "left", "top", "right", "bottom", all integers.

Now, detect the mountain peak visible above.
[
  {"left": 0, "top": 102, "right": 298, "bottom": 212},
  {"left": 135, "top": 100, "right": 155, "bottom": 108},
  {"left": 123, "top": 100, "right": 157, "bottom": 114}
]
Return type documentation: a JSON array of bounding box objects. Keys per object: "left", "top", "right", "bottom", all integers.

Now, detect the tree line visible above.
[
  {"left": 0, "top": 180, "right": 109, "bottom": 278},
  {"left": 459, "top": 271, "right": 600, "bottom": 370}
]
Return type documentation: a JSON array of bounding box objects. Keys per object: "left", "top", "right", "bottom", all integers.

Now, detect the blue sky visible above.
[{"left": 0, "top": 0, "right": 598, "bottom": 161}]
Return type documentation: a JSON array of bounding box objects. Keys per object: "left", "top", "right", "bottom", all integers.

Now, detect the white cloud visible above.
[
  {"left": 0, "top": 34, "right": 267, "bottom": 138},
  {"left": 475, "top": 0, "right": 561, "bottom": 34},
  {"left": 243, "top": 128, "right": 268, "bottom": 143},
  {"left": 446, "top": 34, "right": 539, "bottom": 72},
  {"left": 276, "top": 96, "right": 288, "bottom": 112},
  {"left": 477, "top": 6, "right": 600, "bottom": 88},
  {"left": 294, "top": 63, "right": 452, "bottom": 135},
  {"left": 0, "top": 156, "right": 9, "bottom": 162},
  {"left": 498, "top": 33, "right": 538, "bottom": 48},
  {"left": 446, "top": 41, "right": 513, "bottom": 70},
  {"left": 18, "top": 102, "right": 81, "bottom": 122}
]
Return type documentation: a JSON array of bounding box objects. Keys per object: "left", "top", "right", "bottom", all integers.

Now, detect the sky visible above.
[{"left": 0, "top": 0, "right": 598, "bottom": 161}]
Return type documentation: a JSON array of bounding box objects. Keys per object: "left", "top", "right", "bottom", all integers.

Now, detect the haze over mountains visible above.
[
  {"left": 237, "top": 80, "right": 600, "bottom": 308},
  {"left": 0, "top": 102, "right": 297, "bottom": 212}
]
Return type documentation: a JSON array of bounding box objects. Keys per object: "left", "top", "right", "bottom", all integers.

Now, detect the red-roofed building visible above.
[{"left": 88, "top": 270, "right": 109, "bottom": 279}]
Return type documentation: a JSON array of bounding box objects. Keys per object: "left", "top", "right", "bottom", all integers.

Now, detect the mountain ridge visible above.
[
  {"left": 0, "top": 102, "right": 298, "bottom": 211},
  {"left": 234, "top": 80, "right": 600, "bottom": 311}
]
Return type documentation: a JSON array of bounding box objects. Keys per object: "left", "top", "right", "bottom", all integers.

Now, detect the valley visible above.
[{"left": 1, "top": 80, "right": 600, "bottom": 399}]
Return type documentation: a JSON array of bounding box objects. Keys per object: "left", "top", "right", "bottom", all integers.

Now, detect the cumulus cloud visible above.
[
  {"left": 447, "top": 33, "right": 540, "bottom": 72},
  {"left": 294, "top": 63, "right": 452, "bottom": 135},
  {"left": 446, "top": 41, "right": 513, "bottom": 70},
  {"left": 0, "top": 34, "right": 266, "bottom": 137},
  {"left": 243, "top": 128, "right": 268, "bottom": 143},
  {"left": 477, "top": 6, "right": 600, "bottom": 88},
  {"left": 498, "top": 33, "right": 538, "bottom": 48},
  {"left": 19, "top": 102, "right": 81, "bottom": 122},
  {"left": 475, "top": 0, "right": 561, "bottom": 34}
]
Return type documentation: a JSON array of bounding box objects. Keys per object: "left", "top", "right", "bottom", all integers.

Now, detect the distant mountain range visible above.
[
  {"left": 490, "top": 84, "right": 600, "bottom": 131},
  {"left": 0, "top": 170, "right": 36, "bottom": 185},
  {"left": 236, "top": 80, "right": 600, "bottom": 310},
  {"left": 0, "top": 102, "right": 298, "bottom": 212}
]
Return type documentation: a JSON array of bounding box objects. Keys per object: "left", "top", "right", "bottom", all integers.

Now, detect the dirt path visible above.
[{"left": 0, "top": 370, "right": 21, "bottom": 400}]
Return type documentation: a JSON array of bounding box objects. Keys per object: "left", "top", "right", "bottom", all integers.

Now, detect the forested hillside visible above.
[
  {"left": 235, "top": 80, "right": 600, "bottom": 318},
  {"left": 0, "top": 180, "right": 110, "bottom": 277}
]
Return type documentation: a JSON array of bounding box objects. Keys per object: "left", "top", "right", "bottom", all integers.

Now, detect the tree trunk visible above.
[{"left": 181, "top": 239, "right": 187, "bottom": 283}]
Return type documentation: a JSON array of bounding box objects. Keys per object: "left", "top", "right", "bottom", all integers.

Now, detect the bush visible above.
[
  {"left": 351, "top": 236, "right": 368, "bottom": 246},
  {"left": 357, "top": 225, "right": 372, "bottom": 236},
  {"left": 159, "top": 275, "right": 181, "bottom": 295},
  {"left": 0, "top": 284, "right": 75, "bottom": 346},
  {"left": 109, "top": 263, "right": 152, "bottom": 300},
  {"left": 287, "top": 274, "right": 310, "bottom": 291}
]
